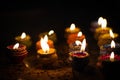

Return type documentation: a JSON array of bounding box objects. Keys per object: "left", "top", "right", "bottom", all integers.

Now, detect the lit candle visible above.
[
  {"left": 37, "top": 37, "right": 58, "bottom": 66},
  {"left": 39, "top": 30, "right": 57, "bottom": 43},
  {"left": 97, "top": 52, "right": 120, "bottom": 79},
  {"left": 94, "top": 18, "right": 112, "bottom": 40},
  {"left": 67, "top": 31, "right": 85, "bottom": 44},
  {"left": 98, "top": 29, "right": 119, "bottom": 47},
  {"left": 100, "top": 40, "right": 120, "bottom": 55},
  {"left": 69, "top": 39, "right": 89, "bottom": 72},
  {"left": 36, "top": 35, "right": 54, "bottom": 50},
  {"left": 15, "top": 32, "right": 32, "bottom": 49},
  {"left": 65, "top": 23, "right": 80, "bottom": 38},
  {"left": 6, "top": 43, "right": 28, "bottom": 63}
]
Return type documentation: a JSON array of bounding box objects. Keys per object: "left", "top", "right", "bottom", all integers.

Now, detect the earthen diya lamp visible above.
[
  {"left": 98, "top": 52, "right": 120, "bottom": 80},
  {"left": 6, "top": 43, "right": 28, "bottom": 63},
  {"left": 37, "top": 37, "right": 57, "bottom": 66},
  {"left": 69, "top": 39, "right": 89, "bottom": 72}
]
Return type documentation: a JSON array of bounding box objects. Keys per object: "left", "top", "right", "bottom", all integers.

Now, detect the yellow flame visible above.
[
  {"left": 44, "top": 35, "right": 48, "bottom": 42},
  {"left": 40, "top": 38, "right": 49, "bottom": 53},
  {"left": 13, "top": 43, "right": 19, "bottom": 49},
  {"left": 109, "top": 29, "right": 114, "bottom": 38},
  {"left": 98, "top": 17, "right": 103, "bottom": 25},
  {"left": 111, "top": 40, "right": 115, "bottom": 48},
  {"left": 80, "top": 38, "right": 86, "bottom": 52},
  {"left": 77, "top": 31, "right": 82, "bottom": 37},
  {"left": 101, "top": 19, "right": 107, "bottom": 29},
  {"left": 48, "top": 30, "right": 54, "bottom": 35},
  {"left": 21, "top": 32, "right": 26, "bottom": 39},
  {"left": 110, "top": 52, "right": 114, "bottom": 62},
  {"left": 70, "top": 23, "right": 75, "bottom": 30},
  {"left": 75, "top": 40, "right": 81, "bottom": 46}
]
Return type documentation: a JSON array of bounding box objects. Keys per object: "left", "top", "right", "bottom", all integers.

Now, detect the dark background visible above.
[{"left": 0, "top": 1, "right": 120, "bottom": 51}]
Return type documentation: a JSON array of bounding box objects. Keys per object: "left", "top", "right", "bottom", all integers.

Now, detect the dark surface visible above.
[{"left": 0, "top": 1, "right": 120, "bottom": 80}]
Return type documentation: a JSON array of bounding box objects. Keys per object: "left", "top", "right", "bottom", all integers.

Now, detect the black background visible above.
[{"left": 0, "top": 1, "right": 120, "bottom": 51}]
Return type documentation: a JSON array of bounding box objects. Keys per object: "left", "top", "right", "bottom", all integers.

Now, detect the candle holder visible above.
[
  {"left": 37, "top": 48, "right": 58, "bottom": 69},
  {"left": 6, "top": 44, "right": 28, "bottom": 64},
  {"left": 69, "top": 51, "right": 89, "bottom": 72},
  {"left": 97, "top": 54, "right": 120, "bottom": 80}
]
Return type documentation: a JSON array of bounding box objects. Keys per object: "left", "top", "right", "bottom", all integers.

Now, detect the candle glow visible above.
[
  {"left": 101, "top": 19, "right": 107, "bottom": 29},
  {"left": 21, "top": 32, "right": 26, "bottom": 39},
  {"left": 98, "top": 17, "right": 104, "bottom": 25},
  {"left": 48, "top": 30, "right": 54, "bottom": 35},
  {"left": 13, "top": 43, "right": 19, "bottom": 49},
  {"left": 80, "top": 39, "right": 86, "bottom": 52},
  {"left": 110, "top": 52, "right": 115, "bottom": 62},
  {"left": 40, "top": 38, "right": 49, "bottom": 54},
  {"left": 75, "top": 40, "right": 82, "bottom": 46},
  {"left": 70, "top": 23, "right": 75, "bottom": 30},
  {"left": 109, "top": 29, "right": 114, "bottom": 38},
  {"left": 111, "top": 40, "right": 115, "bottom": 48},
  {"left": 77, "top": 31, "right": 82, "bottom": 37}
]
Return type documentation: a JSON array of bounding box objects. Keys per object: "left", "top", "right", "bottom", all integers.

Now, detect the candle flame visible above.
[
  {"left": 80, "top": 38, "right": 86, "bottom": 52},
  {"left": 44, "top": 35, "right": 48, "bottom": 42},
  {"left": 77, "top": 31, "right": 82, "bottom": 37},
  {"left": 98, "top": 17, "right": 104, "bottom": 25},
  {"left": 13, "top": 43, "right": 19, "bottom": 49},
  {"left": 70, "top": 23, "right": 75, "bottom": 30},
  {"left": 110, "top": 52, "right": 114, "bottom": 62},
  {"left": 75, "top": 40, "right": 81, "bottom": 46},
  {"left": 111, "top": 40, "right": 115, "bottom": 48},
  {"left": 48, "top": 30, "right": 54, "bottom": 35},
  {"left": 21, "top": 32, "right": 26, "bottom": 39},
  {"left": 40, "top": 38, "right": 49, "bottom": 53},
  {"left": 109, "top": 29, "right": 114, "bottom": 38},
  {"left": 101, "top": 19, "right": 107, "bottom": 29}
]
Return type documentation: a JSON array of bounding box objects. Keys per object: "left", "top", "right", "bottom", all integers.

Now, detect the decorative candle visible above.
[
  {"left": 97, "top": 52, "right": 120, "bottom": 80},
  {"left": 100, "top": 40, "right": 120, "bottom": 55},
  {"left": 15, "top": 32, "right": 32, "bottom": 49},
  {"left": 69, "top": 39, "right": 89, "bottom": 72},
  {"left": 90, "top": 17, "right": 103, "bottom": 33},
  {"left": 6, "top": 43, "right": 28, "bottom": 63},
  {"left": 37, "top": 37, "right": 58, "bottom": 66},
  {"left": 67, "top": 31, "right": 85, "bottom": 44},
  {"left": 94, "top": 18, "right": 112, "bottom": 40},
  {"left": 39, "top": 30, "right": 57, "bottom": 43},
  {"left": 36, "top": 35, "right": 54, "bottom": 50},
  {"left": 65, "top": 23, "right": 80, "bottom": 39},
  {"left": 98, "top": 29, "right": 119, "bottom": 47}
]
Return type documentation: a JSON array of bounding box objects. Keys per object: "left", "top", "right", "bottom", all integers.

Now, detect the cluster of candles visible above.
[
  {"left": 5, "top": 17, "right": 120, "bottom": 75},
  {"left": 91, "top": 17, "right": 120, "bottom": 78}
]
